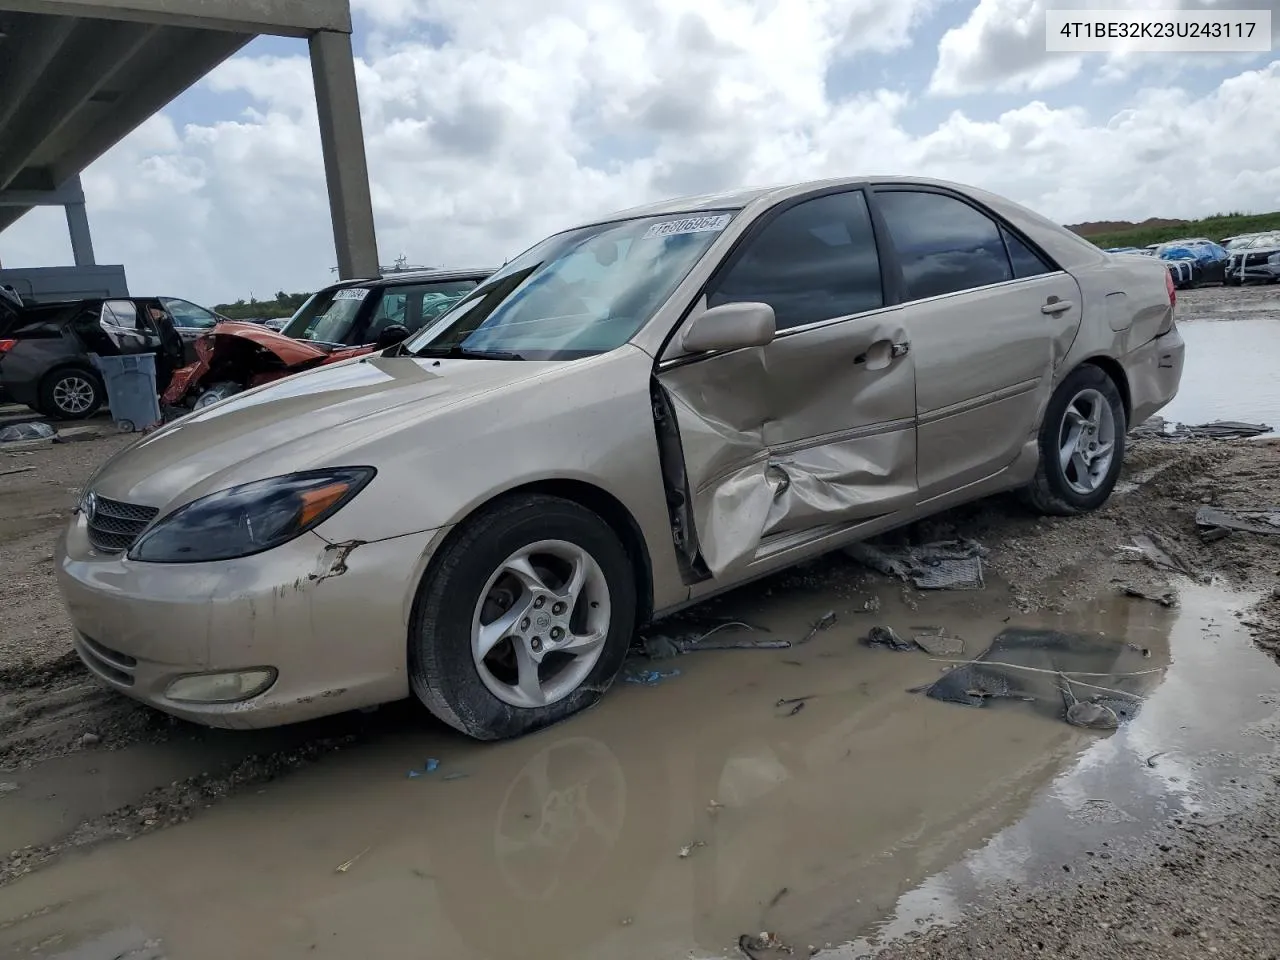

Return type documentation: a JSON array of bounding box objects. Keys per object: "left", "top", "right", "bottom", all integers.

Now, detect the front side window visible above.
[
  {"left": 707, "top": 190, "right": 883, "bottom": 330},
  {"left": 360, "top": 280, "right": 479, "bottom": 341},
  {"left": 876, "top": 190, "right": 1014, "bottom": 301},
  {"left": 402, "top": 212, "right": 737, "bottom": 360},
  {"left": 161, "top": 297, "right": 218, "bottom": 328}
]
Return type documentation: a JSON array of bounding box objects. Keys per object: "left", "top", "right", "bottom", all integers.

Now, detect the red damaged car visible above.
[{"left": 164, "top": 267, "right": 494, "bottom": 409}]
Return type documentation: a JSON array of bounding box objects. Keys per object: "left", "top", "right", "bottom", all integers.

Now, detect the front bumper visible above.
[
  {"left": 55, "top": 513, "right": 444, "bottom": 728},
  {"left": 1125, "top": 325, "right": 1186, "bottom": 429}
]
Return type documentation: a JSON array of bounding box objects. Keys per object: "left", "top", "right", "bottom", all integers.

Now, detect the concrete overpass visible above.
[{"left": 0, "top": 0, "right": 379, "bottom": 286}]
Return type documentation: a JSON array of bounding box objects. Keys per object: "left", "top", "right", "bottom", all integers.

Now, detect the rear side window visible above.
[
  {"left": 1002, "top": 227, "right": 1055, "bottom": 278},
  {"left": 707, "top": 190, "right": 883, "bottom": 330},
  {"left": 876, "top": 190, "right": 1014, "bottom": 301}
]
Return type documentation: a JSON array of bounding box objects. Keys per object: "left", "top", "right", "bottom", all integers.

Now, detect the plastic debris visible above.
[
  {"left": 862, "top": 625, "right": 914, "bottom": 652},
  {"left": 1132, "top": 416, "right": 1272, "bottom": 441},
  {"left": 739, "top": 931, "right": 793, "bottom": 958},
  {"left": 678, "top": 840, "right": 707, "bottom": 858},
  {"left": 920, "top": 627, "right": 1163, "bottom": 730},
  {"left": 1195, "top": 504, "right": 1280, "bottom": 538},
  {"left": 0, "top": 421, "right": 55, "bottom": 443},
  {"left": 795, "top": 610, "right": 836, "bottom": 646},
  {"left": 335, "top": 846, "right": 372, "bottom": 873},
  {"left": 638, "top": 616, "right": 788, "bottom": 659},
  {"left": 844, "top": 539, "right": 986, "bottom": 590},
  {"left": 623, "top": 667, "right": 680, "bottom": 685},
  {"left": 408, "top": 758, "right": 440, "bottom": 778},
  {"left": 911, "top": 627, "right": 965, "bottom": 657}
]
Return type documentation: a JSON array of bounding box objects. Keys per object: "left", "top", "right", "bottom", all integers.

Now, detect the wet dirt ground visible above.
[{"left": 1, "top": 284, "right": 1279, "bottom": 959}]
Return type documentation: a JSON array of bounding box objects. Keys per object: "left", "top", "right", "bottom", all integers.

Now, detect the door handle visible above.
[
  {"left": 854, "top": 340, "right": 910, "bottom": 365},
  {"left": 1041, "top": 298, "right": 1074, "bottom": 315}
]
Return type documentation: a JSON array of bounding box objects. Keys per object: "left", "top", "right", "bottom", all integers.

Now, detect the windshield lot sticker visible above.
[
  {"left": 333, "top": 287, "right": 370, "bottom": 301},
  {"left": 642, "top": 214, "right": 733, "bottom": 239}
]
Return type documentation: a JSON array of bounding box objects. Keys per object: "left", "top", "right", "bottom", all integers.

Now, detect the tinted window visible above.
[
  {"left": 1002, "top": 227, "right": 1054, "bottom": 278},
  {"left": 877, "top": 191, "right": 1013, "bottom": 300},
  {"left": 362, "top": 280, "right": 478, "bottom": 341},
  {"left": 161, "top": 297, "right": 218, "bottom": 328},
  {"left": 707, "top": 191, "right": 883, "bottom": 330}
]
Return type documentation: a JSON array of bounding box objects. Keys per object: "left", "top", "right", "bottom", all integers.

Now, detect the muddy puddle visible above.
[
  {"left": 1163, "top": 318, "right": 1280, "bottom": 431},
  {"left": 2, "top": 566, "right": 1278, "bottom": 960}
]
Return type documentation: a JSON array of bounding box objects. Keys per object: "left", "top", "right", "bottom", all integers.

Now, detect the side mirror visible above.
[
  {"left": 375, "top": 324, "right": 410, "bottom": 348},
  {"left": 680, "top": 301, "right": 776, "bottom": 354}
]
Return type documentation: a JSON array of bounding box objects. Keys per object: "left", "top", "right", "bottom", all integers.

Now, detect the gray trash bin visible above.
[{"left": 90, "top": 353, "right": 162, "bottom": 432}]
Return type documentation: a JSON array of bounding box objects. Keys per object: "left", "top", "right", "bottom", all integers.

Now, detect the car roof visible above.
[{"left": 328, "top": 267, "right": 497, "bottom": 289}]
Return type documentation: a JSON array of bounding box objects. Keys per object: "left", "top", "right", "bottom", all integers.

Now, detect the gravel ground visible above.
[{"left": 873, "top": 776, "right": 1280, "bottom": 960}]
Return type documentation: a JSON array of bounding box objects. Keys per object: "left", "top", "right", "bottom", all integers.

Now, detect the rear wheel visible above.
[
  {"left": 39, "top": 367, "right": 103, "bottom": 420},
  {"left": 409, "top": 494, "right": 637, "bottom": 740},
  {"left": 1022, "top": 365, "right": 1126, "bottom": 516}
]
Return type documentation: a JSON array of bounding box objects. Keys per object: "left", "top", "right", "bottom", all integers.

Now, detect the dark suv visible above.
[{"left": 0, "top": 297, "right": 185, "bottom": 419}]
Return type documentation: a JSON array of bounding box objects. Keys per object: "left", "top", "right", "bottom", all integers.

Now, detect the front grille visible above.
[{"left": 87, "top": 495, "right": 159, "bottom": 554}]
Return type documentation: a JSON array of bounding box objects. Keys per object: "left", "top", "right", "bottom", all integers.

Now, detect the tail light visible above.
[
  {"left": 1165, "top": 269, "right": 1176, "bottom": 308},
  {"left": 0, "top": 338, "right": 16, "bottom": 356}
]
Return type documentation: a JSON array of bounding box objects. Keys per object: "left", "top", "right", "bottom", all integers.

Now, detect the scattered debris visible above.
[
  {"left": 795, "top": 611, "right": 837, "bottom": 646},
  {"left": 441, "top": 772, "right": 469, "bottom": 782},
  {"left": 739, "top": 931, "right": 793, "bottom": 958},
  {"left": 639, "top": 617, "right": 788, "bottom": 659},
  {"left": 1123, "top": 533, "right": 1195, "bottom": 576},
  {"left": 1132, "top": 417, "right": 1272, "bottom": 442},
  {"left": 79, "top": 732, "right": 100, "bottom": 748},
  {"left": 911, "top": 627, "right": 966, "bottom": 657},
  {"left": 775, "top": 696, "right": 813, "bottom": 708},
  {"left": 920, "top": 627, "right": 1162, "bottom": 729},
  {"left": 678, "top": 840, "right": 707, "bottom": 858},
  {"left": 779, "top": 701, "right": 806, "bottom": 717},
  {"left": 335, "top": 846, "right": 372, "bottom": 874},
  {"left": 407, "top": 758, "right": 440, "bottom": 778},
  {"left": 1146, "top": 751, "right": 1167, "bottom": 768},
  {"left": 0, "top": 422, "right": 55, "bottom": 444},
  {"left": 1120, "top": 584, "right": 1179, "bottom": 607},
  {"left": 707, "top": 800, "right": 724, "bottom": 815},
  {"left": 862, "top": 625, "right": 915, "bottom": 652},
  {"left": 0, "top": 464, "right": 36, "bottom": 478},
  {"left": 623, "top": 667, "right": 681, "bottom": 685},
  {"left": 767, "top": 886, "right": 790, "bottom": 909},
  {"left": 1196, "top": 505, "right": 1280, "bottom": 538},
  {"left": 844, "top": 539, "right": 987, "bottom": 590}
]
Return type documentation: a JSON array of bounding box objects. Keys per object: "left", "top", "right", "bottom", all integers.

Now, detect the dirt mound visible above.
[{"left": 1067, "top": 217, "right": 1187, "bottom": 237}]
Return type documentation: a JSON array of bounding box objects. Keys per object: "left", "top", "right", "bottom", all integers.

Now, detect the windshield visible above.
[
  {"left": 281, "top": 287, "right": 371, "bottom": 345},
  {"left": 402, "top": 211, "right": 737, "bottom": 360}
]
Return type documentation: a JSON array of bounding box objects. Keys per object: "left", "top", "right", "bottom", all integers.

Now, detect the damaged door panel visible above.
[
  {"left": 871, "top": 187, "right": 1083, "bottom": 497},
  {"left": 655, "top": 189, "right": 917, "bottom": 579}
]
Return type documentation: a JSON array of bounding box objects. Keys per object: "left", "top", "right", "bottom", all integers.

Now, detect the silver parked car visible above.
[{"left": 56, "top": 177, "right": 1185, "bottom": 739}]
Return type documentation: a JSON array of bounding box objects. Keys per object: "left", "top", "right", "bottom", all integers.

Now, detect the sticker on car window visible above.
[
  {"left": 332, "top": 287, "right": 370, "bottom": 301},
  {"left": 641, "top": 214, "right": 733, "bottom": 240}
]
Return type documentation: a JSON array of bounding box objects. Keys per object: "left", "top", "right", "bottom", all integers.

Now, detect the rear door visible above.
[
  {"left": 869, "top": 186, "right": 1082, "bottom": 499},
  {"left": 656, "top": 189, "right": 917, "bottom": 578}
]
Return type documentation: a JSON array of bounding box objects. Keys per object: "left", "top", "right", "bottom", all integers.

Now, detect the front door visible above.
[
  {"left": 656, "top": 189, "right": 917, "bottom": 579},
  {"left": 870, "top": 187, "right": 1082, "bottom": 498}
]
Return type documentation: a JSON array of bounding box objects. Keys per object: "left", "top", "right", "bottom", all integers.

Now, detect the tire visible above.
[
  {"left": 1022, "top": 364, "right": 1127, "bottom": 516},
  {"left": 193, "top": 381, "right": 243, "bottom": 409},
  {"left": 39, "top": 367, "right": 104, "bottom": 420},
  {"left": 409, "top": 493, "right": 637, "bottom": 740}
]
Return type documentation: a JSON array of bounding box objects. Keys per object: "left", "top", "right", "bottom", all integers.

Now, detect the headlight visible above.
[
  {"left": 1268, "top": 253, "right": 1280, "bottom": 265},
  {"left": 128, "top": 468, "right": 374, "bottom": 563}
]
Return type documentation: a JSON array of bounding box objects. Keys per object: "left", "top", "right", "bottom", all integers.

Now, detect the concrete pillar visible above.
[
  {"left": 309, "top": 29, "right": 379, "bottom": 279},
  {"left": 64, "top": 177, "right": 96, "bottom": 266}
]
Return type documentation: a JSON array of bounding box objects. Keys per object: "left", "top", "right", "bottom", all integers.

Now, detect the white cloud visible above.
[
  {"left": 1, "top": 0, "right": 1279, "bottom": 307},
  {"left": 931, "top": 0, "right": 1280, "bottom": 95}
]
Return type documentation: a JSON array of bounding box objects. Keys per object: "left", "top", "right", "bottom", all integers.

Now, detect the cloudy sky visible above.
[{"left": 2, "top": 0, "right": 1278, "bottom": 306}]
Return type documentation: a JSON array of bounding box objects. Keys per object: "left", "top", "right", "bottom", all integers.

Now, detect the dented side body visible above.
[{"left": 56, "top": 175, "right": 1183, "bottom": 728}]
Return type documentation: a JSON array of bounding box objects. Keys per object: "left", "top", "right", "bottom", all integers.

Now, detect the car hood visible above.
[{"left": 88, "top": 354, "right": 561, "bottom": 509}]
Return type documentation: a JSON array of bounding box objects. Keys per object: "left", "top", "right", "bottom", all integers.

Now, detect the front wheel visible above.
[
  {"left": 409, "top": 494, "right": 637, "bottom": 740},
  {"left": 1022, "top": 365, "right": 1127, "bottom": 516}
]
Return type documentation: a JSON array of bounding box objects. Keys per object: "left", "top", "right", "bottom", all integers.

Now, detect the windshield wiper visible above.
[{"left": 411, "top": 344, "right": 526, "bottom": 361}]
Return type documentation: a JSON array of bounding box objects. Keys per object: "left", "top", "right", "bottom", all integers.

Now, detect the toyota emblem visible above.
[{"left": 82, "top": 491, "right": 97, "bottom": 523}]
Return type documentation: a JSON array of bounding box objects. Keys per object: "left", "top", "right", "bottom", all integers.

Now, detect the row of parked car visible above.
[
  {"left": 0, "top": 270, "right": 492, "bottom": 419},
  {"left": 1105, "top": 231, "right": 1280, "bottom": 289}
]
